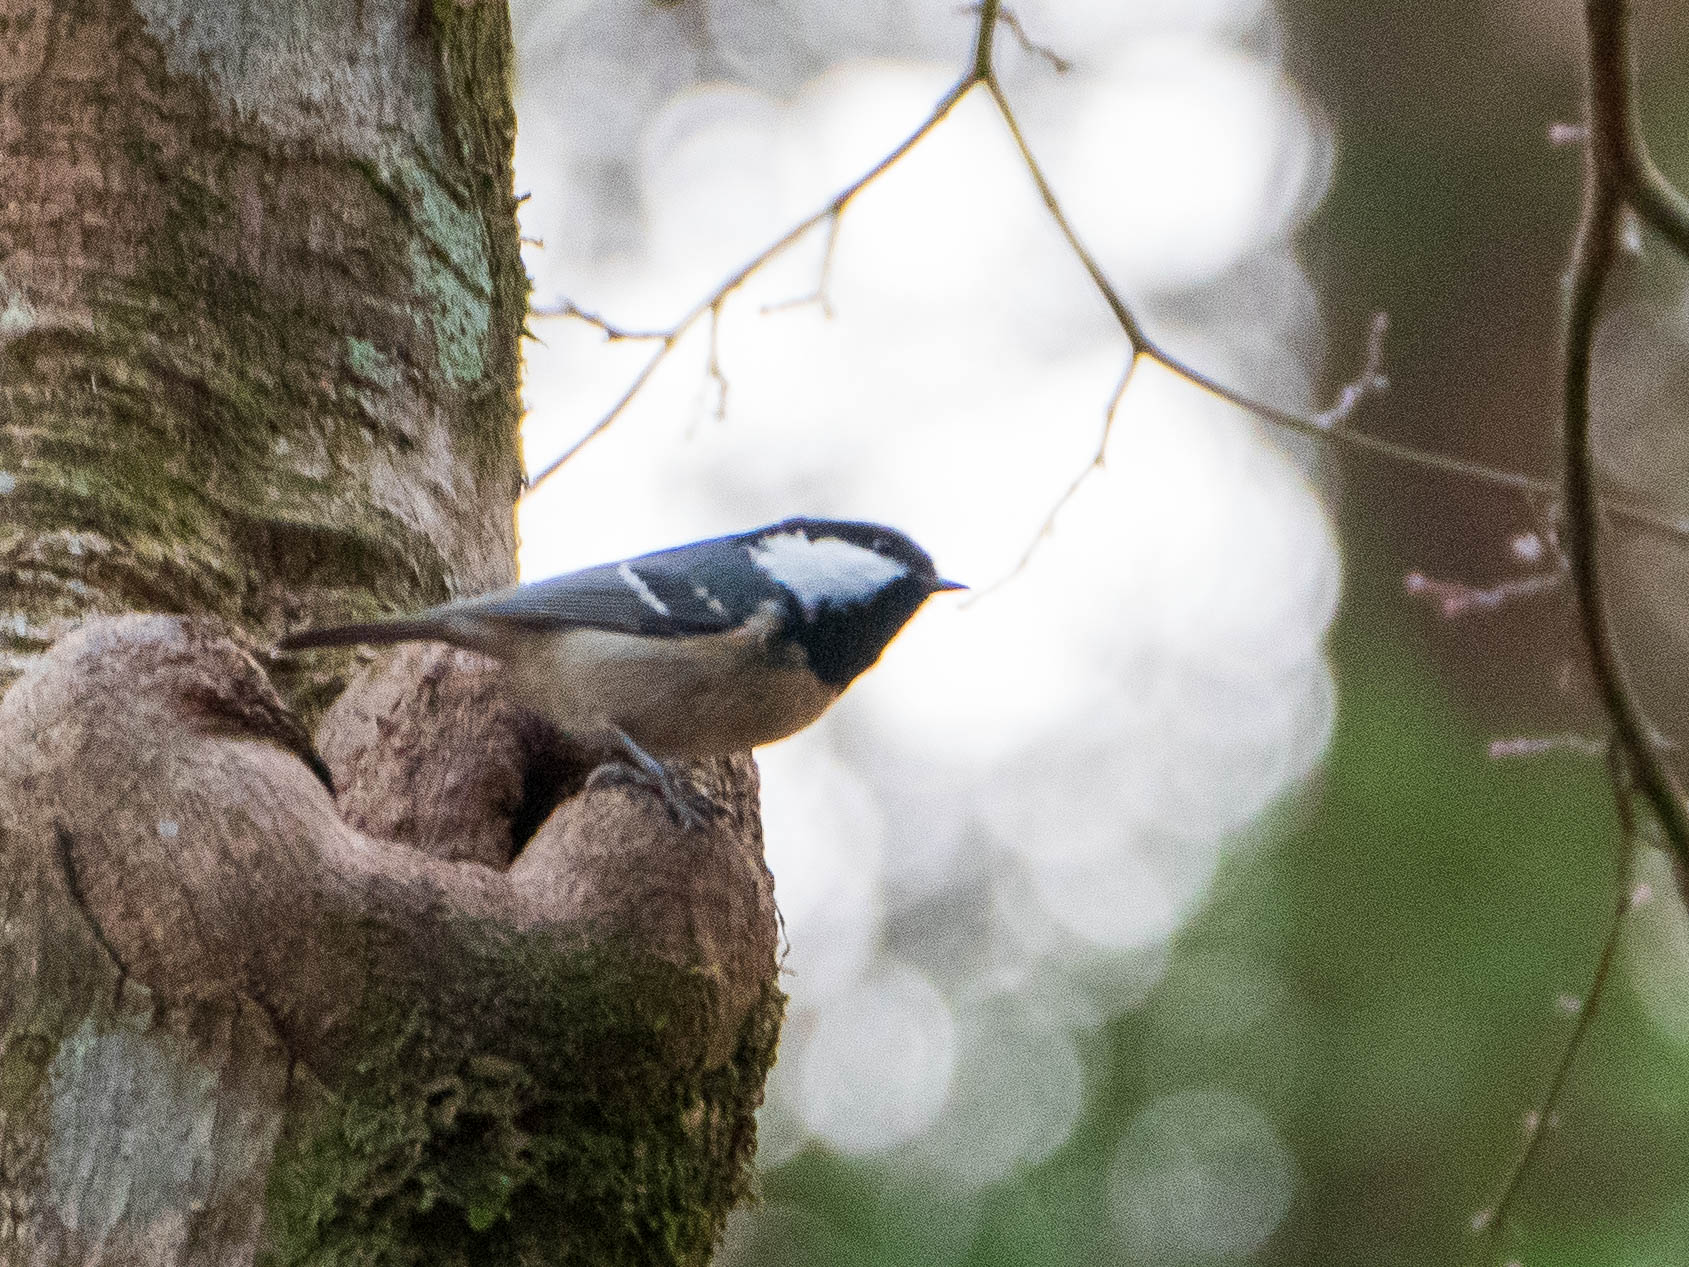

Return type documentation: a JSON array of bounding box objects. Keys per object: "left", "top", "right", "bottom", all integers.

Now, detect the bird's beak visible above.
[{"left": 931, "top": 578, "right": 968, "bottom": 593}]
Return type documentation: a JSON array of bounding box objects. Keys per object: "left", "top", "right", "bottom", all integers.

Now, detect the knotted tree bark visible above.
[{"left": 0, "top": 3, "right": 782, "bottom": 1263}]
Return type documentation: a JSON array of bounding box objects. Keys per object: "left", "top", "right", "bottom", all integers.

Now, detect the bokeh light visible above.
[
  {"left": 907, "top": 992, "right": 1087, "bottom": 1187},
  {"left": 797, "top": 962, "right": 956, "bottom": 1154},
  {"left": 510, "top": 0, "right": 1332, "bottom": 1243},
  {"left": 1109, "top": 1086, "right": 1298, "bottom": 1261}
]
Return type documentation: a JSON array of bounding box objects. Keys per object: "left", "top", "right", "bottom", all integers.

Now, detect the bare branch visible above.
[
  {"left": 1314, "top": 311, "right": 1391, "bottom": 428},
  {"left": 955, "top": 2, "right": 1072, "bottom": 73},
  {"left": 1476, "top": 4, "right": 1689, "bottom": 1234},
  {"left": 982, "top": 77, "right": 1150, "bottom": 348},
  {"left": 1486, "top": 733, "right": 1607, "bottom": 760},
  {"left": 1585, "top": 0, "right": 1689, "bottom": 256},
  {"left": 1489, "top": 729, "right": 1675, "bottom": 762},
  {"left": 1145, "top": 320, "right": 1689, "bottom": 548},
  {"left": 967, "top": 356, "right": 1138, "bottom": 604},
  {"left": 523, "top": 74, "right": 980, "bottom": 493},
  {"left": 526, "top": 0, "right": 1689, "bottom": 577},
  {"left": 1627, "top": 155, "right": 1689, "bottom": 257},
  {"left": 982, "top": 73, "right": 1686, "bottom": 536},
  {"left": 1402, "top": 568, "right": 1563, "bottom": 618},
  {"left": 1475, "top": 748, "right": 1641, "bottom": 1241},
  {"left": 976, "top": 74, "right": 1689, "bottom": 571},
  {"left": 1561, "top": 0, "right": 1689, "bottom": 884},
  {"left": 762, "top": 212, "right": 840, "bottom": 317},
  {"left": 527, "top": 341, "right": 676, "bottom": 489},
  {"left": 530, "top": 299, "right": 671, "bottom": 341},
  {"left": 705, "top": 300, "right": 729, "bottom": 422},
  {"left": 973, "top": 0, "right": 1001, "bottom": 78}
]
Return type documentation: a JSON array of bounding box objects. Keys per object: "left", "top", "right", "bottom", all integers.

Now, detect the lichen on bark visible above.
[
  {"left": 0, "top": 3, "right": 780, "bottom": 1264},
  {"left": 0, "top": 0, "right": 529, "bottom": 689},
  {"left": 262, "top": 953, "right": 783, "bottom": 1267}
]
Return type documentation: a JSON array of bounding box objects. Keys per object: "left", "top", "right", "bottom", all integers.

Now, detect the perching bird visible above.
[{"left": 279, "top": 517, "right": 963, "bottom": 824}]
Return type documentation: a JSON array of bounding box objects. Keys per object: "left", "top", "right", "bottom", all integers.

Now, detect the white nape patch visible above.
[
  {"left": 618, "top": 561, "right": 671, "bottom": 616},
  {"left": 750, "top": 532, "right": 907, "bottom": 619}
]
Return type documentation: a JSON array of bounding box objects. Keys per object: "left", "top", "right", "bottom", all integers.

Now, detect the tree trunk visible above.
[{"left": 0, "top": 3, "right": 781, "bottom": 1264}]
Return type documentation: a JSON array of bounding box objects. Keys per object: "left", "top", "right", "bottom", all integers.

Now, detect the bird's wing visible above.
[{"left": 445, "top": 535, "right": 784, "bottom": 637}]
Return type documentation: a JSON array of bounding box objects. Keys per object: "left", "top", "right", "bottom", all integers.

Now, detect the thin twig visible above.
[
  {"left": 973, "top": 0, "right": 1001, "bottom": 77},
  {"left": 1474, "top": 749, "right": 1640, "bottom": 1242},
  {"left": 985, "top": 29, "right": 1581, "bottom": 509},
  {"left": 1562, "top": 0, "right": 1689, "bottom": 887},
  {"left": 1486, "top": 733, "right": 1608, "bottom": 760},
  {"left": 979, "top": 66, "right": 1689, "bottom": 572},
  {"left": 523, "top": 73, "right": 980, "bottom": 492},
  {"left": 1145, "top": 324, "right": 1689, "bottom": 550},
  {"left": 1589, "top": 0, "right": 1689, "bottom": 257},
  {"left": 1021, "top": 351, "right": 1134, "bottom": 539},
  {"left": 705, "top": 300, "right": 729, "bottom": 421},
  {"left": 1403, "top": 568, "right": 1564, "bottom": 618},
  {"left": 982, "top": 76, "right": 1150, "bottom": 346},
  {"left": 531, "top": 299, "right": 671, "bottom": 341},
  {"left": 1476, "top": 2, "right": 1689, "bottom": 1236},
  {"left": 1627, "top": 158, "right": 1689, "bottom": 256},
  {"left": 1314, "top": 311, "right": 1391, "bottom": 428},
  {"left": 954, "top": 2, "right": 1072, "bottom": 73},
  {"left": 523, "top": 0, "right": 1689, "bottom": 571},
  {"left": 969, "top": 356, "right": 1138, "bottom": 600},
  {"left": 762, "top": 212, "right": 841, "bottom": 317}
]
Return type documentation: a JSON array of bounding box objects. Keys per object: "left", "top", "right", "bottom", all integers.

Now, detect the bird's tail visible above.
[{"left": 276, "top": 617, "right": 447, "bottom": 652}]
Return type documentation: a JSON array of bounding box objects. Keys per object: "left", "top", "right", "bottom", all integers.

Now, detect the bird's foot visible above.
[{"left": 591, "top": 729, "right": 722, "bottom": 831}]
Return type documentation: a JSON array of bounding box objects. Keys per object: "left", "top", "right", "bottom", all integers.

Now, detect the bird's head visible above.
[{"left": 748, "top": 518, "right": 964, "bottom": 688}]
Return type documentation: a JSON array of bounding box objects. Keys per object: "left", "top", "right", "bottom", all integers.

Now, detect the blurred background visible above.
[{"left": 508, "top": 0, "right": 1689, "bottom": 1262}]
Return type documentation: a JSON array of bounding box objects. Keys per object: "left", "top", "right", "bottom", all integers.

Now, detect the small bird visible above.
[{"left": 279, "top": 517, "right": 963, "bottom": 824}]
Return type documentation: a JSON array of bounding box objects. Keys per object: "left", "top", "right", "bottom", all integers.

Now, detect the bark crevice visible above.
[
  {"left": 0, "top": 1, "right": 779, "bottom": 1260},
  {"left": 0, "top": 616, "right": 780, "bottom": 1264}
]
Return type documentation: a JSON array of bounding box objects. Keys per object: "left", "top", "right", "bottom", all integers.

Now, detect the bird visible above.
[{"left": 278, "top": 517, "right": 964, "bottom": 825}]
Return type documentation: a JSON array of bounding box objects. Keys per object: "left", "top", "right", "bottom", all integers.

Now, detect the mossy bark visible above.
[
  {"left": 0, "top": 4, "right": 780, "bottom": 1265},
  {"left": 0, "top": 0, "right": 525, "bottom": 699}
]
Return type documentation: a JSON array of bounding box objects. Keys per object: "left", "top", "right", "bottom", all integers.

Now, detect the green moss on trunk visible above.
[
  {"left": 0, "top": 0, "right": 528, "bottom": 687},
  {"left": 263, "top": 939, "right": 784, "bottom": 1267}
]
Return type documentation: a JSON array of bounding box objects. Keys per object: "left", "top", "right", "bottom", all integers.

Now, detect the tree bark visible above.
[{"left": 0, "top": 3, "right": 781, "bottom": 1264}]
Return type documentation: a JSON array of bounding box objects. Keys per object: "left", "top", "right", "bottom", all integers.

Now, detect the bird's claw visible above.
[{"left": 587, "top": 759, "right": 719, "bottom": 831}]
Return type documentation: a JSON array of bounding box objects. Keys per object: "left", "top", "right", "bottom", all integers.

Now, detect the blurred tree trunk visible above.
[{"left": 0, "top": 3, "right": 781, "bottom": 1264}]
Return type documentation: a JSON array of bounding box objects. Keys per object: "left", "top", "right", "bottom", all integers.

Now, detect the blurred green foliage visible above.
[
  {"left": 752, "top": 561, "right": 1689, "bottom": 1264},
  {"left": 738, "top": 2, "right": 1689, "bottom": 1260}
]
